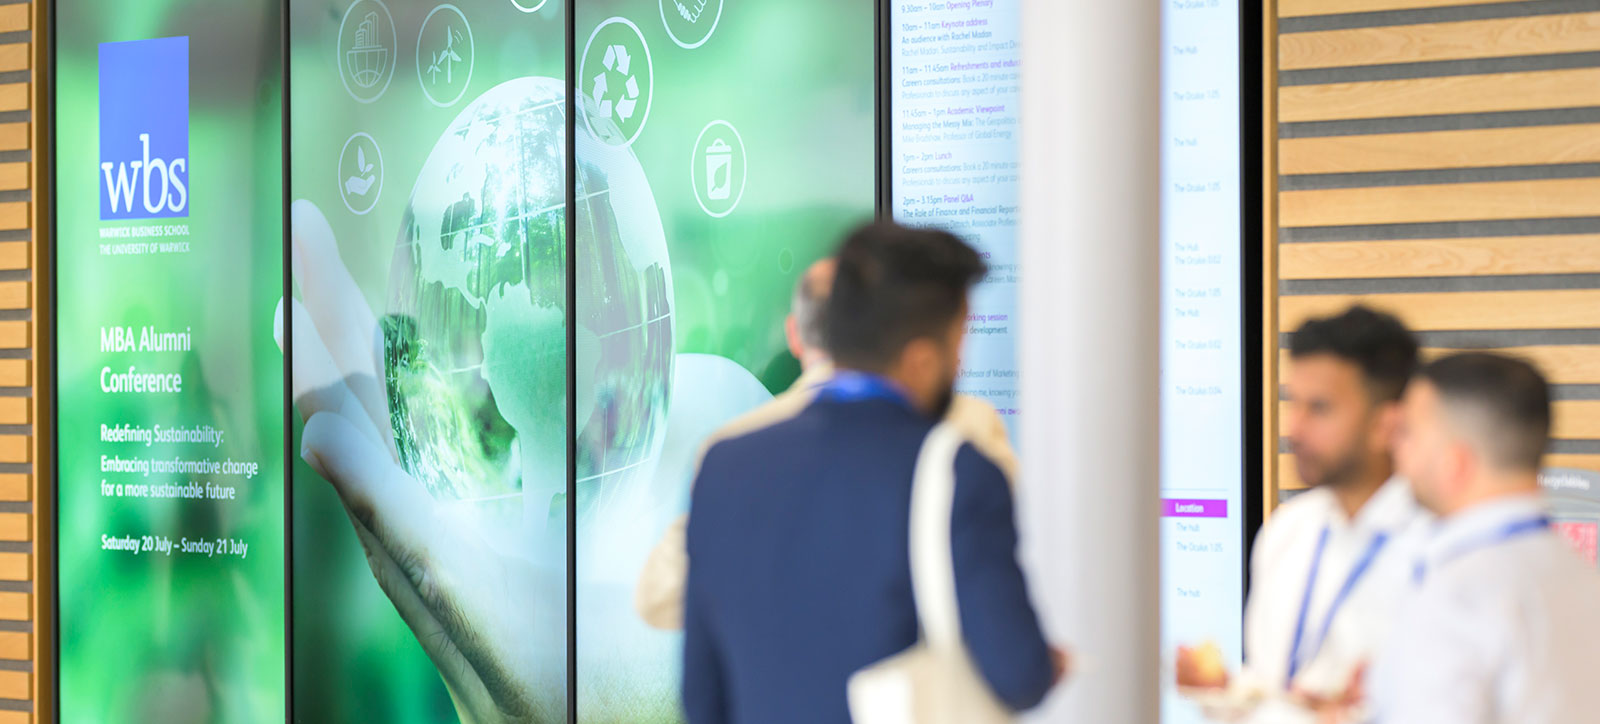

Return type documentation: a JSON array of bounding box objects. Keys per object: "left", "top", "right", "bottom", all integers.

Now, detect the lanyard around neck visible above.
[
  {"left": 815, "top": 371, "right": 912, "bottom": 410},
  {"left": 1287, "top": 525, "right": 1390, "bottom": 686},
  {"left": 1412, "top": 515, "right": 1551, "bottom": 585}
]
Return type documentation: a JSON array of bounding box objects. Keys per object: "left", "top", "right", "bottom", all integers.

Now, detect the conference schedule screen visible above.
[
  {"left": 890, "top": 10, "right": 1250, "bottom": 723},
  {"left": 888, "top": 0, "right": 1022, "bottom": 438},
  {"left": 1160, "top": 0, "right": 1248, "bottom": 722},
  {"left": 54, "top": 1, "right": 287, "bottom": 720}
]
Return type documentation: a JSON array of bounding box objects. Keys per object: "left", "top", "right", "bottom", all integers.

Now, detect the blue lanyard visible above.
[
  {"left": 815, "top": 371, "right": 912, "bottom": 409},
  {"left": 1412, "top": 516, "right": 1551, "bottom": 585},
  {"left": 1286, "top": 526, "right": 1389, "bottom": 685}
]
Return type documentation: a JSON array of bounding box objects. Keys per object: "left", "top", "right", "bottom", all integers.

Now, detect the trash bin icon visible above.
[{"left": 705, "top": 138, "right": 733, "bottom": 201}]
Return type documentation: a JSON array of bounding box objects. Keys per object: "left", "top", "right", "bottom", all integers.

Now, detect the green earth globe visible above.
[{"left": 382, "top": 77, "right": 672, "bottom": 540}]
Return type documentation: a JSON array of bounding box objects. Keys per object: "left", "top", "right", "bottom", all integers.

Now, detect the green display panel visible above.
[
  {"left": 54, "top": 1, "right": 287, "bottom": 721},
  {"left": 287, "top": 1, "right": 569, "bottom": 722},
  {"left": 572, "top": 2, "right": 876, "bottom": 721}
]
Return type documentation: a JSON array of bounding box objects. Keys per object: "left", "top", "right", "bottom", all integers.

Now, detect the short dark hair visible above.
[
  {"left": 1418, "top": 352, "right": 1551, "bottom": 472},
  {"left": 1289, "top": 305, "right": 1419, "bottom": 403},
  {"left": 824, "top": 223, "right": 986, "bottom": 372}
]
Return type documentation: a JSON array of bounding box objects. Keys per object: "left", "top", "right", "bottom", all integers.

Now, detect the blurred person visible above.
[
  {"left": 680, "top": 223, "right": 1062, "bottom": 724},
  {"left": 1369, "top": 353, "right": 1600, "bottom": 723},
  {"left": 1177, "top": 306, "right": 1429, "bottom": 721},
  {"left": 633, "top": 255, "right": 1017, "bottom": 630}
]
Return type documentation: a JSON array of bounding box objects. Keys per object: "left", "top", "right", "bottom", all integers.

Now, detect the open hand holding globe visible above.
[{"left": 290, "top": 76, "right": 673, "bottom": 722}]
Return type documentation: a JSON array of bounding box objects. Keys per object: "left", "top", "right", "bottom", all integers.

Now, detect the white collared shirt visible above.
[
  {"left": 1373, "top": 495, "right": 1600, "bottom": 724},
  {"left": 1239, "top": 477, "right": 1431, "bottom": 703}
]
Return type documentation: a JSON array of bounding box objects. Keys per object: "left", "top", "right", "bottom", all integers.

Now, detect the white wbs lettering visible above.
[{"left": 101, "top": 133, "right": 188, "bottom": 215}]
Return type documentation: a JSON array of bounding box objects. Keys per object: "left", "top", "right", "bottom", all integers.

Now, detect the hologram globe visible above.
[{"left": 381, "top": 77, "right": 672, "bottom": 542}]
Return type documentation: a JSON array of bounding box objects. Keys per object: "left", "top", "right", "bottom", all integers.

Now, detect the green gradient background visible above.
[
  {"left": 57, "top": 1, "right": 876, "bottom": 722},
  {"left": 579, "top": 0, "right": 876, "bottom": 390},
  {"left": 55, "top": 1, "right": 286, "bottom": 722},
  {"left": 288, "top": 1, "right": 569, "bottom": 723},
  {"left": 573, "top": 1, "right": 874, "bottom": 722}
]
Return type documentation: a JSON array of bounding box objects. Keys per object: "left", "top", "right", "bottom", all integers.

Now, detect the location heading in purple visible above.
[{"left": 1163, "top": 498, "right": 1228, "bottom": 518}]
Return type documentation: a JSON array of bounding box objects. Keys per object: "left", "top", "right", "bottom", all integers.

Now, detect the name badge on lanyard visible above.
[{"left": 1287, "top": 526, "right": 1389, "bottom": 686}]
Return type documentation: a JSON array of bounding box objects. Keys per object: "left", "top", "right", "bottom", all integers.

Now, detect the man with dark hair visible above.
[
  {"left": 680, "top": 223, "right": 1060, "bottom": 724},
  {"left": 1372, "top": 353, "right": 1600, "bottom": 723},
  {"left": 1178, "top": 305, "right": 1430, "bottom": 721},
  {"left": 633, "top": 255, "right": 1016, "bottom": 630}
]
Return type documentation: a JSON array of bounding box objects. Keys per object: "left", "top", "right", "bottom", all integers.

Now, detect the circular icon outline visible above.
[
  {"left": 509, "top": 0, "right": 548, "bottom": 11},
  {"left": 337, "top": 0, "right": 397, "bottom": 104},
  {"left": 659, "top": 0, "right": 723, "bottom": 50},
  {"left": 691, "top": 120, "right": 747, "bottom": 219},
  {"left": 416, "top": 4, "right": 476, "bottom": 108},
  {"left": 579, "top": 17, "right": 655, "bottom": 148},
  {"left": 338, "top": 132, "right": 384, "bottom": 216}
]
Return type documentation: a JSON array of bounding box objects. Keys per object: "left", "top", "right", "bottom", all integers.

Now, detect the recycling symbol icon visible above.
[
  {"left": 592, "top": 44, "right": 641, "bottom": 124},
  {"left": 581, "top": 17, "right": 653, "bottom": 147}
]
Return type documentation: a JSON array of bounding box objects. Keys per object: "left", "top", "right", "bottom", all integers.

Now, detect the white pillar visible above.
[{"left": 1017, "top": 0, "right": 1161, "bottom": 721}]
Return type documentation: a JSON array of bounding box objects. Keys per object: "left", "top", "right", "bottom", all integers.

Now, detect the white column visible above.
[{"left": 1017, "top": 0, "right": 1161, "bottom": 721}]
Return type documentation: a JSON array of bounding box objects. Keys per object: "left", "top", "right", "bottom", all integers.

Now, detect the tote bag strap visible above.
[{"left": 909, "top": 422, "right": 967, "bottom": 653}]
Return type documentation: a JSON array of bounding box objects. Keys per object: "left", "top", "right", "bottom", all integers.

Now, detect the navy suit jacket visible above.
[{"left": 682, "top": 395, "right": 1055, "bottom": 724}]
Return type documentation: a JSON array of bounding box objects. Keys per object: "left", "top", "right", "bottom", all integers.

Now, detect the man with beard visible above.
[
  {"left": 680, "top": 223, "right": 1062, "bottom": 724},
  {"left": 1178, "top": 306, "right": 1429, "bottom": 721}
]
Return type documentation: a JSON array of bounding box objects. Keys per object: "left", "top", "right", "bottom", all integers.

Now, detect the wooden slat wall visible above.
[
  {"left": 0, "top": 1, "right": 41, "bottom": 722},
  {"left": 1269, "top": 0, "right": 1600, "bottom": 499}
]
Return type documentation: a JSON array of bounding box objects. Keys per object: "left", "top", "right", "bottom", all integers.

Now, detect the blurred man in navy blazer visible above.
[{"left": 681, "top": 223, "right": 1062, "bottom": 724}]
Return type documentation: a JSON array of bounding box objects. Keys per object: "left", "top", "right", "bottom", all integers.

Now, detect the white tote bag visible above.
[{"left": 847, "top": 422, "right": 1014, "bottom": 724}]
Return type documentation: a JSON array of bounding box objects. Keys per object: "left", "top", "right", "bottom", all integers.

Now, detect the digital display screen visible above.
[
  {"left": 888, "top": 0, "right": 1022, "bottom": 437},
  {"left": 571, "top": 2, "right": 876, "bottom": 721},
  {"left": 889, "top": 4, "right": 1251, "bottom": 721},
  {"left": 54, "top": 1, "right": 287, "bottom": 720},
  {"left": 287, "top": 2, "right": 570, "bottom": 721},
  {"left": 1159, "top": 0, "right": 1248, "bottom": 721}
]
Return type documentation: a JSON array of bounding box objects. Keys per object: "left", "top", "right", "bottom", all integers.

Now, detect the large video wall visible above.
[
  {"left": 56, "top": 1, "right": 872, "bottom": 722},
  {"left": 55, "top": 2, "right": 1251, "bottom": 722}
]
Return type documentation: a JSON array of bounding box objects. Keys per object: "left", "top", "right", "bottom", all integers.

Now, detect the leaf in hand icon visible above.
[{"left": 346, "top": 145, "right": 377, "bottom": 196}]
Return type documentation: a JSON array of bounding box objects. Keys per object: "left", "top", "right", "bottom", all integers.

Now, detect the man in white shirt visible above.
[
  {"left": 1178, "top": 306, "right": 1430, "bottom": 721},
  {"left": 1372, "top": 352, "right": 1600, "bottom": 724}
]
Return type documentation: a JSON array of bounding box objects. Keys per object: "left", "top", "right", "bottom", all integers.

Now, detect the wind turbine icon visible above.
[{"left": 426, "top": 27, "right": 465, "bottom": 85}]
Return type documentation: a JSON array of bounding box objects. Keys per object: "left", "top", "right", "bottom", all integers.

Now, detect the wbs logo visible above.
[{"left": 99, "top": 36, "right": 189, "bottom": 220}]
